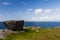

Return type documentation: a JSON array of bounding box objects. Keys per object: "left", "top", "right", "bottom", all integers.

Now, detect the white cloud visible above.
[
  {"left": 56, "top": 9, "right": 60, "bottom": 11},
  {"left": 26, "top": 8, "right": 33, "bottom": 13},
  {"left": 0, "top": 14, "right": 10, "bottom": 21},
  {"left": 32, "top": 17, "right": 39, "bottom": 20},
  {"left": 34, "top": 8, "right": 43, "bottom": 15},
  {"left": 44, "top": 9, "right": 52, "bottom": 13},
  {"left": 56, "top": 15, "right": 60, "bottom": 17},
  {"left": 56, "top": 15, "right": 60, "bottom": 19},
  {"left": 40, "top": 16, "right": 49, "bottom": 20},
  {"left": 39, "top": 16, "right": 52, "bottom": 21},
  {"left": 2, "top": 2, "right": 11, "bottom": 5},
  {"left": 26, "top": 8, "right": 52, "bottom": 15},
  {"left": 34, "top": 8, "right": 52, "bottom": 15},
  {"left": 27, "top": 8, "right": 33, "bottom": 11},
  {"left": 27, "top": 8, "right": 60, "bottom": 21},
  {"left": 32, "top": 15, "right": 60, "bottom": 21},
  {"left": 0, "top": 14, "right": 5, "bottom": 21}
]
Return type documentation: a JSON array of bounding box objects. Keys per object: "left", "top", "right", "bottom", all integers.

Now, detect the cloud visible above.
[
  {"left": 34, "top": 8, "right": 52, "bottom": 15},
  {"left": 57, "top": 15, "right": 60, "bottom": 17},
  {"left": 27, "top": 8, "right": 33, "bottom": 11},
  {"left": 0, "top": 14, "right": 11, "bottom": 21},
  {"left": 56, "top": 15, "right": 60, "bottom": 20},
  {"left": 0, "top": 14, "right": 5, "bottom": 21},
  {"left": 32, "top": 15, "right": 60, "bottom": 21},
  {"left": 26, "top": 8, "right": 52, "bottom": 15},
  {"left": 2, "top": 2, "right": 11, "bottom": 5},
  {"left": 26, "top": 8, "right": 33, "bottom": 13},
  {"left": 32, "top": 17, "right": 39, "bottom": 20},
  {"left": 40, "top": 16, "right": 49, "bottom": 20},
  {"left": 44, "top": 9, "right": 52, "bottom": 13},
  {"left": 56, "top": 9, "right": 60, "bottom": 11},
  {"left": 34, "top": 8, "right": 43, "bottom": 15},
  {"left": 32, "top": 16, "right": 51, "bottom": 21},
  {"left": 27, "top": 8, "right": 60, "bottom": 21}
]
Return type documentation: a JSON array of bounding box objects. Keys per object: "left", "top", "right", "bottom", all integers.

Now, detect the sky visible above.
[{"left": 0, "top": 0, "right": 60, "bottom": 21}]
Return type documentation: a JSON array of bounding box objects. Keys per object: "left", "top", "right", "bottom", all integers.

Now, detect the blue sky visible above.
[{"left": 0, "top": 0, "right": 60, "bottom": 21}]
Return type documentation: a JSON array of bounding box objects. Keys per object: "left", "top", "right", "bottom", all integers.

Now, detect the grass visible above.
[{"left": 5, "top": 27, "right": 60, "bottom": 40}]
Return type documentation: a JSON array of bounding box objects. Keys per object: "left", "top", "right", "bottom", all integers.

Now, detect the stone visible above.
[{"left": 3, "top": 20, "right": 24, "bottom": 31}]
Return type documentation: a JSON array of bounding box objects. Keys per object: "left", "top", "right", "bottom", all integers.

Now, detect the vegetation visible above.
[{"left": 5, "top": 27, "right": 60, "bottom": 40}]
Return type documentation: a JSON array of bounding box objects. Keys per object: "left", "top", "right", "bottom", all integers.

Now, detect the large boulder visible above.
[{"left": 3, "top": 20, "right": 24, "bottom": 31}]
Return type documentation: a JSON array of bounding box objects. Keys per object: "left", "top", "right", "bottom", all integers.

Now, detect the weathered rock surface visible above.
[
  {"left": 3, "top": 20, "right": 24, "bottom": 31},
  {"left": 0, "top": 29, "right": 12, "bottom": 39}
]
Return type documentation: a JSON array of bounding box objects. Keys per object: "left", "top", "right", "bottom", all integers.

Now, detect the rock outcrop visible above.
[{"left": 3, "top": 20, "right": 24, "bottom": 31}]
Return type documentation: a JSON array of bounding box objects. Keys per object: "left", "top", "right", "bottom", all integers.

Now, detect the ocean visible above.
[
  {"left": 0, "top": 21, "right": 60, "bottom": 29},
  {"left": 24, "top": 21, "right": 60, "bottom": 28}
]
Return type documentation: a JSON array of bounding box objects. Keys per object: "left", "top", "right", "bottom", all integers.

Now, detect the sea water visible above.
[
  {"left": 24, "top": 21, "right": 60, "bottom": 28},
  {"left": 0, "top": 21, "right": 60, "bottom": 29}
]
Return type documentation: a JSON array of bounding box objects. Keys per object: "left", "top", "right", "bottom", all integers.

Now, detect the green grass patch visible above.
[{"left": 5, "top": 28, "right": 60, "bottom": 40}]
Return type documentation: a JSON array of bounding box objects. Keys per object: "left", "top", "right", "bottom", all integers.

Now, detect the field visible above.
[{"left": 5, "top": 27, "right": 60, "bottom": 40}]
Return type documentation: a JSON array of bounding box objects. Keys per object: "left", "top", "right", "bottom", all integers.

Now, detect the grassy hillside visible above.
[{"left": 5, "top": 28, "right": 60, "bottom": 40}]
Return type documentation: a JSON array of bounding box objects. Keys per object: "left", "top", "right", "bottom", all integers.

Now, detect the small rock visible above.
[{"left": 36, "top": 30, "right": 39, "bottom": 32}]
